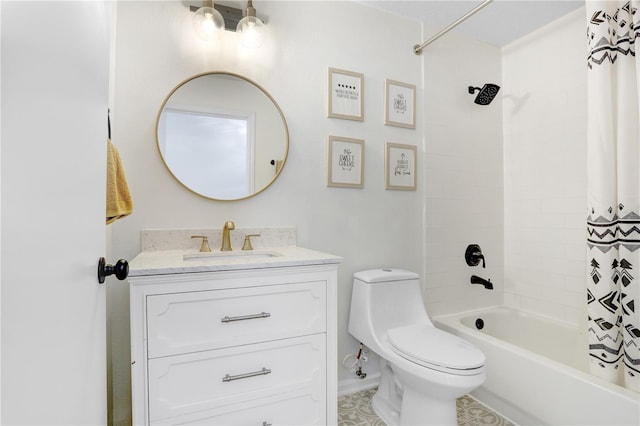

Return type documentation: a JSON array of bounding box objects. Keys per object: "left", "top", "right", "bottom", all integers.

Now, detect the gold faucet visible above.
[{"left": 221, "top": 220, "right": 235, "bottom": 251}]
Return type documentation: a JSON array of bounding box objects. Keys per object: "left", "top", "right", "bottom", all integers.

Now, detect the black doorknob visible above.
[{"left": 98, "top": 257, "right": 129, "bottom": 284}]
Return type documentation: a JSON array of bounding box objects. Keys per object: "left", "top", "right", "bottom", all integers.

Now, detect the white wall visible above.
[
  {"left": 502, "top": 7, "right": 587, "bottom": 326},
  {"left": 422, "top": 29, "right": 504, "bottom": 315},
  {"left": 109, "top": 1, "right": 423, "bottom": 422}
]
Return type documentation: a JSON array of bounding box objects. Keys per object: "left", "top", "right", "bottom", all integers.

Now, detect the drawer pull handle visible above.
[
  {"left": 222, "top": 367, "right": 271, "bottom": 382},
  {"left": 221, "top": 312, "right": 271, "bottom": 323}
]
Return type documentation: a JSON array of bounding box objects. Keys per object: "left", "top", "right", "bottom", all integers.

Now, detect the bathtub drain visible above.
[{"left": 475, "top": 318, "right": 484, "bottom": 330}]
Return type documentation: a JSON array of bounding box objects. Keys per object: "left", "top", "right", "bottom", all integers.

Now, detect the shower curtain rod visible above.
[{"left": 413, "top": 0, "right": 493, "bottom": 55}]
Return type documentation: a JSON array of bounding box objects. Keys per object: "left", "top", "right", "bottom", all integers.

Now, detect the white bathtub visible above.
[{"left": 433, "top": 306, "right": 640, "bottom": 426}]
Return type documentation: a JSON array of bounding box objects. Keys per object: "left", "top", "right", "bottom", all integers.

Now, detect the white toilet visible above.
[{"left": 348, "top": 269, "right": 486, "bottom": 426}]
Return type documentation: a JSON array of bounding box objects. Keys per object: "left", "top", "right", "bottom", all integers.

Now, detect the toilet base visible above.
[
  {"left": 371, "top": 392, "right": 401, "bottom": 426},
  {"left": 400, "top": 387, "right": 457, "bottom": 426},
  {"left": 371, "top": 358, "right": 476, "bottom": 426},
  {"left": 372, "top": 385, "right": 458, "bottom": 426},
  {"left": 370, "top": 359, "right": 402, "bottom": 425}
]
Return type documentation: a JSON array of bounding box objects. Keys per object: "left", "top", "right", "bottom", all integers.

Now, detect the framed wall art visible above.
[
  {"left": 385, "top": 142, "right": 416, "bottom": 190},
  {"left": 328, "top": 68, "right": 364, "bottom": 121},
  {"left": 327, "top": 136, "right": 364, "bottom": 188},
  {"left": 384, "top": 79, "right": 416, "bottom": 129}
]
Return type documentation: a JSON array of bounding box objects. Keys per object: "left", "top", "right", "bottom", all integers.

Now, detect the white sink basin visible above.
[{"left": 183, "top": 250, "right": 283, "bottom": 262}]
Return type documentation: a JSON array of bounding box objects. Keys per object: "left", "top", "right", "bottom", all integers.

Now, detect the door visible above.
[{"left": 1, "top": 2, "right": 110, "bottom": 424}]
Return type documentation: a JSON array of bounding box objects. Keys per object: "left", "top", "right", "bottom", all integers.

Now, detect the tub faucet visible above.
[
  {"left": 471, "top": 275, "right": 493, "bottom": 290},
  {"left": 221, "top": 220, "right": 235, "bottom": 251}
]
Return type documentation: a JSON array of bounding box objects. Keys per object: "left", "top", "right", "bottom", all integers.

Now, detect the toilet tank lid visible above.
[{"left": 354, "top": 269, "right": 419, "bottom": 283}]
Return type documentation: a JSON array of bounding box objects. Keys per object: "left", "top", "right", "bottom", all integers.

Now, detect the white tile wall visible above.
[
  {"left": 423, "top": 30, "right": 504, "bottom": 316},
  {"left": 502, "top": 8, "right": 587, "bottom": 326}
]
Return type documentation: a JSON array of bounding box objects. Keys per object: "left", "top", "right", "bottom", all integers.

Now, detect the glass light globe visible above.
[
  {"left": 193, "top": 6, "right": 225, "bottom": 41},
  {"left": 237, "top": 15, "right": 265, "bottom": 48}
]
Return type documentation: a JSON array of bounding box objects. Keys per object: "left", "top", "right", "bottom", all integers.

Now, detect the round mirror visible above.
[{"left": 156, "top": 72, "right": 289, "bottom": 201}]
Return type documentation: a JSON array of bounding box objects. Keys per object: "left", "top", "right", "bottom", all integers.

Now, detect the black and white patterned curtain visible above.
[{"left": 586, "top": 0, "right": 640, "bottom": 392}]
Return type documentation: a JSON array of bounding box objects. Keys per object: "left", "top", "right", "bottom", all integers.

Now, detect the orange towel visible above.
[{"left": 106, "top": 139, "right": 133, "bottom": 224}]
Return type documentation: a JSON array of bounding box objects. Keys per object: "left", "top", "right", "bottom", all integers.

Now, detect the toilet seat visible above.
[{"left": 387, "top": 324, "right": 485, "bottom": 376}]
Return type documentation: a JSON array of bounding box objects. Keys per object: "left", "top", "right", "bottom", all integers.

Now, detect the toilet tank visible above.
[{"left": 348, "top": 269, "right": 432, "bottom": 351}]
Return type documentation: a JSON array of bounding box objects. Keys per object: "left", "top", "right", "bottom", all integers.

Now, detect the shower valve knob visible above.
[{"left": 465, "top": 244, "right": 485, "bottom": 268}]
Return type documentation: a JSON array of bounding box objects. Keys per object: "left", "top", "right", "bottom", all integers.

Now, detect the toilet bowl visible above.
[{"left": 348, "top": 269, "right": 486, "bottom": 426}]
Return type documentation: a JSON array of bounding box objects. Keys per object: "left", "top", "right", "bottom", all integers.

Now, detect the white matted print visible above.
[
  {"left": 327, "top": 136, "right": 364, "bottom": 188},
  {"left": 385, "top": 79, "right": 415, "bottom": 129},
  {"left": 385, "top": 143, "right": 416, "bottom": 190},
  {"left": 328, "top": 68, "right": 364, "bottom": 121}
]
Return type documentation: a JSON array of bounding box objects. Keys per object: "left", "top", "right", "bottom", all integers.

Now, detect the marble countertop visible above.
[{"left": 128, "top": 245, "right": 343, "bottom": 276}]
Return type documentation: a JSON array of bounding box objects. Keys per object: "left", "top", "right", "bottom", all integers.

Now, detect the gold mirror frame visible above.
[{"left": 156, "top": 71, "right": 289, "bottom": 201}]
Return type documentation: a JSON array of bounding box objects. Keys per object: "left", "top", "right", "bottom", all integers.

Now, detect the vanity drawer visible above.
[
  {"left": 147, "top": 334, "right": 325, "bottom": 423},
  {"left": 146, "top": 281, "right": 326, "bottom": 358},
  {"left": 154, "top": 390, "right": 325, "bottom": 425}
]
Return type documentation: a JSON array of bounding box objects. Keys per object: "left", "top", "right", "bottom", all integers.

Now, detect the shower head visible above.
[{"left": 468, "top": 83, "right": 500, "bottom": 105}]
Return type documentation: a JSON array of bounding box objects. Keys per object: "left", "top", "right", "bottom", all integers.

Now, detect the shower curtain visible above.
[{"left": 586, "top": 0, "right": 640, "bottom": 392}]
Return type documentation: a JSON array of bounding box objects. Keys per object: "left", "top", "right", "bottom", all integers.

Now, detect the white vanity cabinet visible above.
[{"left": 128, "top": 248, "right": 340, "bottom": 426}]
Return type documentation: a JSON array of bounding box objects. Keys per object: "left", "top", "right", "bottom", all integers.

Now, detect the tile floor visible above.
[{"left": 338, "top": 387, "right": 516, "bottom": 426}]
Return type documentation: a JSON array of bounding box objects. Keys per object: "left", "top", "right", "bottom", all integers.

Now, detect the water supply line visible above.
[
  {"left": 413, "top": 0, "right": 493, "bottom": 55},
  {"left": 342, "top": 343, "right": 368, "bottom": 379}
]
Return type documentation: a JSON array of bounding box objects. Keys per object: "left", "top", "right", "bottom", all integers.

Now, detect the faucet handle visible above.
[
  {"left": 191, "top": 235, "right": 211, "bottom": 252},
  {"left": 242, "top": 234, "right": 261, "bottom": 251},
  {"left": 465, "top": 244, "right": 486, "bottom": 268}
]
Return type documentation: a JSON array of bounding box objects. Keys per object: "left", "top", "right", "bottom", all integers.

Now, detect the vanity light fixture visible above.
[
  {"left": 192, "top": 0, "right": 225, "bottom": 41},
  {"left": 236, "top": 0, "right": 266, "bottom": 48},
  {"left": 190, "top": 1, "right": 266, "bottom": 47}
]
